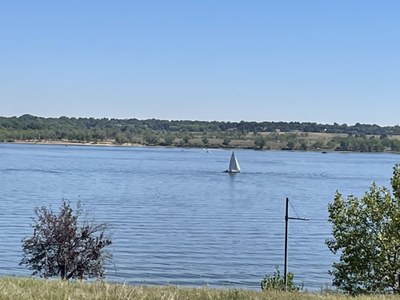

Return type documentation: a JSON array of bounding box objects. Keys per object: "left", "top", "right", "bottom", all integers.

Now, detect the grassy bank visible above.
[
  {"left": 6, "top": 130, "right": 400, "bottom": 153},
  {"left": 0, "top": 278, "right": 398, "bottom": 300}
]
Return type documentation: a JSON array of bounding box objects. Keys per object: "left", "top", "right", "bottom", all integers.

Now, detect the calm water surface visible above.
[{"left": 0, "top": 144, "right": 399, "bottom": 290}]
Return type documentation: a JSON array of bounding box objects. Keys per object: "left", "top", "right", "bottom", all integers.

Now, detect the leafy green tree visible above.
[
  {"left": 115, "top": 133, "right": 129, "bottom": 144},
  {"left": 182, "top": 135, "right": 190, "bottom": 145},
  {"left": 21, "top": 200, "right": 112, "bottom": 280},
  {"left": 201, "top": 135, "right": 209, "bottom": 146},
  {"left": 254, "top": 135, "right": 266, "bottom": 149},
  {"left": 326, "top": 165, "right": 400, "bottom": 295},
  {"left": 143, "top": 132, "right": 159, "bottom": 145},
  {"left": 299, "top": 141, "right": 307, "bottom": 150},
  {"left": 163, "top": 133, "right": 174, "bottom": 146},
  {"left": 222, "top": 136, "right": 231, "bottom": 146},
  {"left": 286, "top": 141, "right": 295, "bottom": 150}
]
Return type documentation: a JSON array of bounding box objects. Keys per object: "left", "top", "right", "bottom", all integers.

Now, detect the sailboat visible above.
[{"left": 224, "top": 151, "right": 241, "bottom": 173}]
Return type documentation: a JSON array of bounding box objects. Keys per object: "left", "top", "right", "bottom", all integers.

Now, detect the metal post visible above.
[
  {"left": 284, "top": 197, "right": 289, "bottom": 290},
  {"left": 284, "top": 197, "right": 308, "bottom": 291}
]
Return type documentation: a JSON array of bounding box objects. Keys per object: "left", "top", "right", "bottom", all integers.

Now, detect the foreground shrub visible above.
[
  {"left": 21, "top": 199, "right": 112, "bottom": 280},
  {"left": 261, "top": 266, "right": 303, "bottom": 292}
]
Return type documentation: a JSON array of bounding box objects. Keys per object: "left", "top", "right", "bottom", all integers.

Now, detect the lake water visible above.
[{"left": 0, "top": 143, "right": 399, "bottom": 290}]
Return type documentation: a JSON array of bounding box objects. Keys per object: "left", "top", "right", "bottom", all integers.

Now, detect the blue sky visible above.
[{"left": 0, "top": 1, "right": 399, "bottom": 125}]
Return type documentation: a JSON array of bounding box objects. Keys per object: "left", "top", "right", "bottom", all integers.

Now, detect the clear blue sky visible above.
[{"left": 1, "top": 1, "right": 399, "bottom": 125}]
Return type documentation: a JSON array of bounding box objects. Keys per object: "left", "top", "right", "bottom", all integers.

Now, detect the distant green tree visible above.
[
  {"left": 115, "top": 133, "right": 129, "bottom": 144},
  {"left": 391, "top": 140, "right": 400, "bottom": 151},
  {"left": 182, "top": 135, "right": 190, "bottom": 145},
  {"left": 163, "top": 134, "right": 174, "bottom": 146},
  {"left": 143, "top": 132, "right": 159, "bottom": 145},
  {"left": 286, "top": 141, "right": 295, "bottom": 150},
  {"left": 299, "top": 141, "right": 307, "bottom": 150},
  {"left": 92, "top": 130, "right": 105, "bottom": 141},
  {"left": 202, "top": 135, "right": 209, "bottom": 146},
  {"left": 326, "top": 165, "right": 400, "bottom": 295},
  {"left": 254, "top": 135, "right": 266, "bottom": 149},
  {"left": 222, "top": 137, "right": 231, "bottom": 146}
]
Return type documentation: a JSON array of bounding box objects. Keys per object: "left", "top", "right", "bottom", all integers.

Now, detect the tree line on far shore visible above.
[{"left": 1, "top": 114, "right": 400, "bottom": 152}]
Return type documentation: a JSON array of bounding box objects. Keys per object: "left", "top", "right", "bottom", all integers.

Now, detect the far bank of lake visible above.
[{"left": 4, "top": 131, "right": 400, "bottom": 154}]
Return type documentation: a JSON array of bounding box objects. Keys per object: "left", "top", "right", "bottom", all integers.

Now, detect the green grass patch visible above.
[{"left": 0, "top": 277, "right": 399, "bottom": 300}]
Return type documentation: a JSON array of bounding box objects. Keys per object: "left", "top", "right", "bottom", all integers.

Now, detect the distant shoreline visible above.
[
  {"left": 3, "top": 139, "right": 400, "bottom": 155},
  {"left": 2, "top": 115, "right": 400, "bottom": 152},
  {"left": 9, "top": 140, "right": 143, "bottom": 147}
]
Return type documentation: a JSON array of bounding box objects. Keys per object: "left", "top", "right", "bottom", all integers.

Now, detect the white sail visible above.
[{"left": 227, "top": 151, "right": 240, "bottom": 173}]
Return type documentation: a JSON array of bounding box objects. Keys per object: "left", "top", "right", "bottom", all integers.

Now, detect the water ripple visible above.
[{"left": 1, "top": 144, "right": 399, "bottom": 290}]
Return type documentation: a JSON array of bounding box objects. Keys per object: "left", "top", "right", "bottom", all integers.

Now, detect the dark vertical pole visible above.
[{"left": 284, "top": 197, "right": 289, "bottom": 290}]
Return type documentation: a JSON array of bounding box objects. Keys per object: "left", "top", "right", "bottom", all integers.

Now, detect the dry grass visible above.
[{"left": 1, "top": 277, "right": 400, "bottom": 300}]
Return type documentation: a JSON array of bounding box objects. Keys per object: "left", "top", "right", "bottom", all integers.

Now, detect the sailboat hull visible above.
[{"left": 223, "top": 169, "right": 240, "bottom": 174}]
